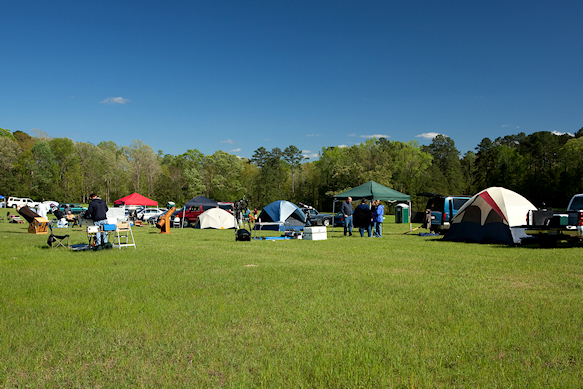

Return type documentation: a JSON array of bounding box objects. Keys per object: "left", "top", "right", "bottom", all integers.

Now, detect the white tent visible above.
[
  {"left": 195, "top": 208, "right": 237, "bottom": 229},
  {"left": 443, "top": 187, "right": 536, "bottom": 245}
]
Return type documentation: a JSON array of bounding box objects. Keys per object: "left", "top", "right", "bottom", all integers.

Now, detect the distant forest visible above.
[{"left": 2, "top": 126, "right": 583, "bottom": 211}]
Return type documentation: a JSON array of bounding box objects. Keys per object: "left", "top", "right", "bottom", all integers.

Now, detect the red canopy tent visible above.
[{"left": 113, "top": 192, "right": 158, "bottom": 206}]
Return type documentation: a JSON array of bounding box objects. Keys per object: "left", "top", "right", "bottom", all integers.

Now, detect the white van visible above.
[{"left": 7, "top": 197, "right": 38, "bottom": 208}]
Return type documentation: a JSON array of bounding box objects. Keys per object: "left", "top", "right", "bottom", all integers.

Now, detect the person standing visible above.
[
  {"left": 85, "top": 193, "right": 109, "bottom": 250},
  {"left": 373, "top": 200, "right": 385, "bottom": 237},
  {"left": 354, "top": 199, "right": 372, "bottom": 237},
  {"left": 36, "top": 202, "right": 49, "bottom": 219},
  {"left": 340, "top": 197, "right": 353, "bottom": 236}
]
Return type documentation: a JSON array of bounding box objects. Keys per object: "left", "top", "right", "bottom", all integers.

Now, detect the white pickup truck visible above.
[{"left": 524, "top": 194, "right": 583, "bottom": 248}]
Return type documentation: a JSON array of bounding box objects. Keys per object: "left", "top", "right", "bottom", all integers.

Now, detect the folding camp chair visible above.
[
  {"left": 113, "top": 222, "right": 136, "bottom": 249},
  {"left": 47, "top": 226, "right": 70, "bottom": 249}
]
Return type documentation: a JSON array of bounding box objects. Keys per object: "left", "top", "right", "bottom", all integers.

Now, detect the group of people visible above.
[
  {"left": 35, "top": 202, "right": 78, "bottom": 227},
  {"left": 242, "top": 207, "right": 258, "bottom": 223},
  {"left": 340, "top": 196, "right": 385, "bottom": 238}
]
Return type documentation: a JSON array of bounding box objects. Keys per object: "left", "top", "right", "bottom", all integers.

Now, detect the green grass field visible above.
[{"left": 1, "top": 213, "right": 582, "bottom": 388}]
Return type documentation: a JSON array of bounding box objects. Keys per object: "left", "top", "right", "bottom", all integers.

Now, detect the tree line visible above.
[{"left": 1, "top": 126, "right": 582, "bottom": 211}]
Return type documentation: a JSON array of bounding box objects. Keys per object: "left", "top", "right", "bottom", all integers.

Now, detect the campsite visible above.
[
  {"left": 1, "top": 212, "right": 582, "bottom": 388},
  {"left": 3, "top": 0, "right": 583, "bottom": 385}
]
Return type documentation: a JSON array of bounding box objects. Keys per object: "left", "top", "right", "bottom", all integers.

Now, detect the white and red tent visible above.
[{"left": 443, "top": 187, "right": 536, "bottom": 245}]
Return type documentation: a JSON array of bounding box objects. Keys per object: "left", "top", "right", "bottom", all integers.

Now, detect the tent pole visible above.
[
  {"left": 409, "top": 200, "right": 412, "bottom": 232},
  {"left": 332, "top": 199, "right": 336, "bottom": 232}
]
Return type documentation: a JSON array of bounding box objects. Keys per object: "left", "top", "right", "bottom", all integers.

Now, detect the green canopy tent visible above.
[{"left": 332, "top": 181, "right": 412, "bottom": 231}]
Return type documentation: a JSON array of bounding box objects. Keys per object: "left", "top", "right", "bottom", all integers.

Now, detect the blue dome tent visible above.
[{"left": 254, "top": 200, "right": 306, "bottom": 231}]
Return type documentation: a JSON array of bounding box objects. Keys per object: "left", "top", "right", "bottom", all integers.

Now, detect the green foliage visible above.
[
  {"left": 283, "top": 145, "right": 304, "bottom": 197},
  {"left": 203, "top": 150, "right": 245, "bottom": 201},
  {"left": 0, "top": 127, "right": 17, "bottom": 141},
  {"left": 0, "top": 137, "right": 22, "bottom": 193},
  {"left": 250, "top": 147, "right": 288, "bottom": 206},
  {"left": 421, "top": 135, "right": 464, "bottom": 195},
  {"left": 3, "top": 125, "right": 583, "bottom": 209},
  {"left": 30, "top": 141, "right": 57, "bottom": 199},
  {"left": 124, "top": 140, "right": 160, "bottom": 197}
]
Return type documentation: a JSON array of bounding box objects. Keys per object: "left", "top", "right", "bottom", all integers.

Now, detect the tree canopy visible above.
[{"left": 2, "top": 127, "right": 582, "bottom": 210}]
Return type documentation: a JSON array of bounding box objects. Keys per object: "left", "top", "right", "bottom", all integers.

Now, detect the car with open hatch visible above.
[{"left": 419, "top": 193, "right": 471, "bottom": 234}]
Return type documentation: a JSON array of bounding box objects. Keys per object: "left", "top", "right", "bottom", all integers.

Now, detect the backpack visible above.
[{"left": 235, "top": 229, "right": 251, "bottom": 241}]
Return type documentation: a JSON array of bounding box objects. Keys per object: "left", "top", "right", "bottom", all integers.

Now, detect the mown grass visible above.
[{"left": 1, "top": 215, "right": 582, "bottom": 388}]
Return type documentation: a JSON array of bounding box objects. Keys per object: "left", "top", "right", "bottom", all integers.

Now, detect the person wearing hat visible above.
[{"left": 85, "top": 193, "right": 109, "bottom": 250}]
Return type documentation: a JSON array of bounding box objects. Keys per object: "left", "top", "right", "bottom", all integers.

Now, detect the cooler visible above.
[{"left": 303, "top": 226, "right": 327, "bottom": 240}]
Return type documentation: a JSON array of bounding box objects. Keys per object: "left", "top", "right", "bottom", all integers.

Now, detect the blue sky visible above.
[{"left": 2, "top": 1, "right": 582, "bottom": 160}]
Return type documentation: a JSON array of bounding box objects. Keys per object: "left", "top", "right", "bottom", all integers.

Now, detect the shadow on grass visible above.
[{"left": 432, "top": 236, "right": 583, "bottom": 250}]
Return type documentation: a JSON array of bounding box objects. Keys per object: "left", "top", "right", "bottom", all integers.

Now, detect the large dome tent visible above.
[
  {"left": 443, "top": 187, "right": 536, "bottom": 245},
  {"left": 254, "top": 200, "right": 306, "bottom": 231},
  {"left": 195, "top": 208, "right": 237, "bottom": 229}
]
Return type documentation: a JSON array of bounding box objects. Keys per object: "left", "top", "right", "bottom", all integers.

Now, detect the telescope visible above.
[
  {"left": 18, "top": 206, "right": 49, "bottom": 234},
  {"left": 156, "top": 206, "right": 176, "bottom": 233}
]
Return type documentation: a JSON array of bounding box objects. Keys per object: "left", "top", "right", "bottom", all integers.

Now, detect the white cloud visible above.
[
  {"left": 231, "top": 148, "right": 241, "bottom": 152},
  {"left": 360, "top": 134, "right": 390, "bottom": 139},
  {"left": 337, "top": 144, "right": 348, "bottom": 148},
  {"left": 221, "top": 139, "right": 234, "bottom": 144},
  {"left": 348, "top": 133, "right": 356, "bottom": 137},
  {"left": 302, "top": 150, "right": 311, "bottom": 153},
  {"left": 502, "top": 124, "right": 510, "bottom": 128},
  {"left": 553, "top": 130, "right": 574, "bottom": 136},
  {"left": 416, "top": 132, "right": 441, "bottom": 140},
  {"left": 302, "top": 153, "right": 319, "bottom": 159},
  {"left": 100, "top": 97, "right": 130, "bottom": 104}
]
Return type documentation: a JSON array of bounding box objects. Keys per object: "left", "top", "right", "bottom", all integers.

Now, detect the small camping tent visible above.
[
  {"left": 254, "top": 200, "right": 306, "bottom": 231},
  {"left": 114, "top": 192, "right": 158, "bottom": 206},
  {"left": 195, "top": 208, "right": 237, "bottom": 229},
  {"left": 333, "top": 181, "right": 412, "bottom": 230},
  {"left": 443, "top": 187, "right": 536, "bottom": 245}
]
